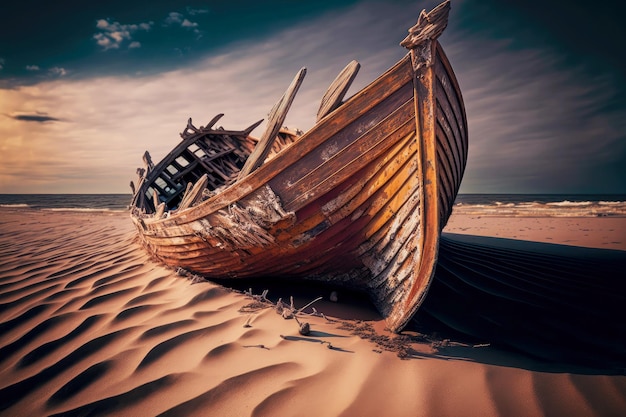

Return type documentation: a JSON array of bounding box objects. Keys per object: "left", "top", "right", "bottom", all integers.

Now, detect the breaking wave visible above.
[{"left": 453, "top": 196, "right": 626, "bottom": 217}]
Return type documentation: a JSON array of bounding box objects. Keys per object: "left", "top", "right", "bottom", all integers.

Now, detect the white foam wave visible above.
[
  {"left": 453, "top": 200, "right": 626, "bottom": 217},
  {"left": 41, "top": 208, "right": 125, "bottom": 213},
  {"left": 546, "top": 201, "right": 593, "bottom": 207},
  {"left": 0, "top": 204, "right": 30, "bottom": 208}
]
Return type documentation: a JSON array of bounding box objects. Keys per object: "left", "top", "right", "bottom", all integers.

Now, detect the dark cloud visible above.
[
  {"left": 1, "top": 0, "right": 624, "bottom": 193},
  {"left": 0, "top": 0, "right": 363, "bottom": 86},
  {"left": 445, "top": 0, "right": 626, "bottom": 193},
  {"left": 10, "top": 113, "right": 61, "bottom": 123}
]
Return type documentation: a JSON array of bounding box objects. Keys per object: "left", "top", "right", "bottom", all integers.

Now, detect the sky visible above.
[{"left": 1, "top": 0, "right": 625, "bottom": 194}]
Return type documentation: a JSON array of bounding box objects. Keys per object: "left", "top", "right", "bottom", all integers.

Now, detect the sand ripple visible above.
[{"left": 1, "top": 209, "right": 625, "bottom": 416}]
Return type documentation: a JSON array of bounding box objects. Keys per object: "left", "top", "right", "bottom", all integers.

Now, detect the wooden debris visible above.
[
  {"left": 178, "top": 174, "right": 208, "bottom": 211},
  {"left": 237, "top": 67, "right": 307, "bottom": 179},
  {"left": 317, "top": 60, "right": 360, "bottom": 121}
]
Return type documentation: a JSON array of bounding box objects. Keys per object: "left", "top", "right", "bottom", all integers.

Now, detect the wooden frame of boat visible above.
[{"left": 130, "top": 0, "right": 467, "bottom": 332}]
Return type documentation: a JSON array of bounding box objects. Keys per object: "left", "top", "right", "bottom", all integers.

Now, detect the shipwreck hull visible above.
[{"left": 131, "top": 1, "right": 467, "bottom": 332}]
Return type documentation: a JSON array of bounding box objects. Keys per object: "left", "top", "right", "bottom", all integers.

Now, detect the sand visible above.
[
  {"left": 1, "top": 208, "right": 625, "bottom": 416},
  {"left": 445, "top": 214, "right": 626, "bottom": 250}
]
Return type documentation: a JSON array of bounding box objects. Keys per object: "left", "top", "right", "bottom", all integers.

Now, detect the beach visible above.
[
  {"left": 446, "top": 214, "right": 625, "bottom": 250},
  {"left": 1, "top": 207, "right": 625, "bottom": 416}
]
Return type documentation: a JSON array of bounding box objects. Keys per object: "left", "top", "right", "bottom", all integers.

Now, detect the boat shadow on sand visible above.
[
  {"left": 409, "top": 233, "right": 626, "bottom": 375},
  {"left": 226, "top": 233, "right": 626, "bottom": 375}
]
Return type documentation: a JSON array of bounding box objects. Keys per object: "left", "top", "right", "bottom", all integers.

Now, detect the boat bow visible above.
[{"left": 372, "top": 0, "right": 466, "bottom": 332}]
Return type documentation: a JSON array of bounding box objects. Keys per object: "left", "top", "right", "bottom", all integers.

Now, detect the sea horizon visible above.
[{"left": 1, "top": 193, "right": 626, "bottom": 217}]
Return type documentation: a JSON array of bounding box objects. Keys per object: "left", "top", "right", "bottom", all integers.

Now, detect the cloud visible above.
[
  {"left": 164, "top": 12, "right": 184, "bottom": 25},
  {"left": 49, "top": 67, "right": 67, "bottom": 77},
  {"left": 443, "top": 28, "right": 626, "bottom": 193},
  {"left": 0, "top": 58, "right": 4, "bottom": 71},
  {"left": 181, "top": 19, "right": 198, "bottom": 29},
  {"left": 0, "top": 2, "right": 430, "bottom": 193},
  {"left": 24, "top": 65, "right": 66, "bottom": 78},
  {"left": 8, "top": 112, "right": 61, "bottom": 122},
  {"left": 164, "top": 11, "right": 201, "bottom": 35},
  {"left": 187, "top": 7, "right": 209, "bottom": 16},
  {"left": 94, "top": 19, "right": 153, "bottom": 50},
  {"left": 0, "top": 1, "right": 623, "bottom": 194}
]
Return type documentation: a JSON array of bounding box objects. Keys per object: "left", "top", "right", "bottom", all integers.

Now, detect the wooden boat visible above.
[{"left": 130, "top": 0, "right": 467, "bottom": 332}]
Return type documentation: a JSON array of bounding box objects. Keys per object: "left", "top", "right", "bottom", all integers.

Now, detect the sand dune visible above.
[{"left": 1, "top": 209, "right": 625, "bottom": 416}]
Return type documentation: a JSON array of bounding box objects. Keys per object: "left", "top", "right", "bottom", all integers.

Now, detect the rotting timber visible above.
[{"left": 130, "top": 0, "right": 468, "bottom": 332}]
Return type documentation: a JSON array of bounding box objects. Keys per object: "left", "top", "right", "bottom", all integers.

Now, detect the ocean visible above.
[
  {"left": 453, "top": 194, "right": 626, "bottom": 217},
  {"left": 0, "top": 194, "right": 132, "bottom": 212},
  {"left": 1, "top": 193, "right": 625, "bottom": 217}
]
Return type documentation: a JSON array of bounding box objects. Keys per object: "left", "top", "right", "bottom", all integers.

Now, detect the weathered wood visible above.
[
  {"left": 178, "top": 174, "right": 208, "bottom": 211},
  {"left": 203, "top": 113, "right": 225, "bottom": 130},
  {"left": 278, "top": 95, "right": 416, "bottom": 211},
  {"left": 317, "top": 60, "right": 360, "bottom": 121},
  {"left": 152, "top": 187, "right": 160, "bottom": 210},
  {"left": 130, "top": 1, "right": 467, "bottom": 334},
  {"left": 388, "top": 39, "right": 441, "bottom": 332},
  {"left": 237, "top": 67, "right": 307, "bottom": 180},
  {"left": 155, "top": 202, "right": 166, "bottom": 218},
  {"left": 143, "top": 151, "right": 154, "bottom": 171},
  {"left": 181, "top": 115, "right": 224, "bottom": 138},
  {"left": 183, "top": 56, "right": 414, "bottom": 219},
  {"left": 134, "top": 122, "right": 262, "bottom": 214},
  {"left": 243, "top": 119, "right": 264, "bottom": 136},
  {"left": 400, "top": 0, "right": 450, "bottom": 49},
  {"left": 177, "top": 182, "right": 193, "bottom": 209}
]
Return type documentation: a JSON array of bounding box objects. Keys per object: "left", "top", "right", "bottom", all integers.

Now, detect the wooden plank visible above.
[
  {"left": 317, "top": 60, "right": 360, "bottom": 121},
  {"left": 180, "top": 115, "right": 224, "bottom": 138},
  {"left": 434, "top": 101, "right": 461, "bottom": 187},
  {"left": 280, "top": 101, "right": 415, "bottom": 211},
  {"left": 178, "top": 174, "right": 208, "bottom": 210},
  {"left": 171, "top": 159, "right": 199, "bottom": 182},
  {"left": 153, "top": 187, "right": 160, "bottom": 209},
  {"left": 237, "top": 67, "right": 307, "bottom": 180},
  {"left": 155, "top": 171, "right": 179, "bottom": 190},
  {"left": 158, "top": 56, "right": 413, "bottom": 227},
  {"left": 154, "top": 202, "right": 166, "bottom": 218},
  {"left": 434, "top": 42, "right": 468, "bottom": 157},
  {"left": 270, "top": 80, "right": 415, "bottom": 203},
  {"left": 143, "top": 151, "right": 154, "bottom": 171},
  {"left": 177, "top": 182, "right": 193, "bottom": 209}
]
